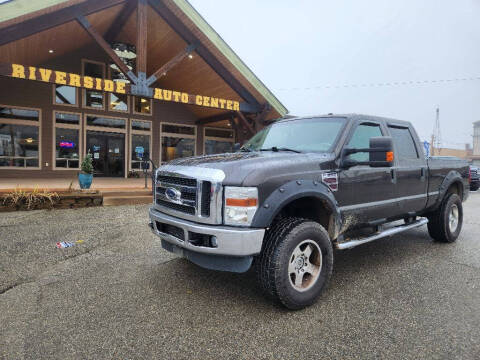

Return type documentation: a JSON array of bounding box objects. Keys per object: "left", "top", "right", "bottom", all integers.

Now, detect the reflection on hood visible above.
[{"left": 168, "top": 152, "right": 260, "bottom": 166}]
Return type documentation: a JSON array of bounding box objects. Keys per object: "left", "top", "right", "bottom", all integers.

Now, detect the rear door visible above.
[
  {"left": 387, "top": 124, "right": 428, "bottom": 213},
  {"left": 338, "top": 120, "right": 399, "bottom": 223}
]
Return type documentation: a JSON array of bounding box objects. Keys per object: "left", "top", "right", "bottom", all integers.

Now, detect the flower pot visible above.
[{"left": 78, "top": 173, "right": 93, "bottom": 189}]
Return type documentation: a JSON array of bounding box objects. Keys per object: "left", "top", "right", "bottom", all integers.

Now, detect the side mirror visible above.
[
  {"left": 341, "top": 136, "right": 394, "bottom": 168},
  {"left": 368, "top": 136, "right": 394, "bottom": 167},
  {"left": 233, "top": 143, "right": 241, "bottom": 152}
]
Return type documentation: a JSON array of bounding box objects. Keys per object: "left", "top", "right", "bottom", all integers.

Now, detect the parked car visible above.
[
  {"left": 149, "top": 114, "right": 469, "bottom": 309},
  {"left": 470, "top": 165, "right": 479, "bottom": 191}
]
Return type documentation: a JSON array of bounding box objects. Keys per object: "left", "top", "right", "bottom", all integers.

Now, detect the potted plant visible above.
[{"left": 78, "top": 153, "right": 93, "bottom": 189}]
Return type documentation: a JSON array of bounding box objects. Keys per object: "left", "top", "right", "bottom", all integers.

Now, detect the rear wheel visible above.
[
  {"left": 256, "top": 218, "right": 333, "bottom": 310},
  {"left": 427, "top": 193, "right": 463, "bottom": 243}
]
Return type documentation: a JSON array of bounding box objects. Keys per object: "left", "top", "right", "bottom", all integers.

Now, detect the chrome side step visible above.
[{"left": 335, "top": 218, "right": 428, "bottom": 250}]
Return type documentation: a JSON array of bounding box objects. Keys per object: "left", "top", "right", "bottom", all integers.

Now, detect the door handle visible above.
[
  {"left": 390, "top": 168, "right": 397, "bottom": 184},
  {"left": 420, "top": 167, "right": 426, "bottom": 181}
]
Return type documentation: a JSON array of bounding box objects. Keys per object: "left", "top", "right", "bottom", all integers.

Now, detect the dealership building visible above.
[{"left": 0, "top": 0, "right": 287, "bottom": 178}]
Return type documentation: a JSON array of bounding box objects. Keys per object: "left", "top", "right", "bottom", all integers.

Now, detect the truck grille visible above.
[{"left": 155, "top": 173, "right": 211, "bottom": 217}]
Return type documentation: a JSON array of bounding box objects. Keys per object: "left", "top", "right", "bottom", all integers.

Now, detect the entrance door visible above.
[{"left": 86, "top": 131, "right": 125, "bottom": 177}]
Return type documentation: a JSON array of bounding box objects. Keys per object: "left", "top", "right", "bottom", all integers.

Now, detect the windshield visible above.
[{"left": 242, "top": 117, "right": 346, "bottom": 153}]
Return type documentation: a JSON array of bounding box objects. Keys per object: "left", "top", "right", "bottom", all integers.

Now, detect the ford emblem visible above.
[{"left": 165, "top": 187, "right": 181, "bottom": 201}]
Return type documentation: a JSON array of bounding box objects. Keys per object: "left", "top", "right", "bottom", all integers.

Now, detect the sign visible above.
[
  {"left": 423, "top": 141, "right": 430, "bottom": 157},
  {"left": 3, "top": 63, "right": 241, "bottom": 112},
  {"left": 135, "top": 146, "right": 144, "bottom": 159},
  {"left": 59, "top": 141, "right": 75, "bottom": 148}
]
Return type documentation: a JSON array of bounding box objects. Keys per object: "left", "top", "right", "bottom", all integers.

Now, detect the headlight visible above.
[{"left": 224, "top": 186, "right": 258, "bottom": 226}]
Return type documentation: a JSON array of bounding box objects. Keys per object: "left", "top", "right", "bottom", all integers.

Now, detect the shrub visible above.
[
  {"left": 2, "top": 187, "right": 59, "bottom": 210},
  {"left": 81, "top": 153, "right": 93, "bottom": 174}
]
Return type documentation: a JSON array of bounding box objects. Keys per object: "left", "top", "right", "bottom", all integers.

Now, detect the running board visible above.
[{"left": 335, "top": 218, "right": 429, "bottom": 250}]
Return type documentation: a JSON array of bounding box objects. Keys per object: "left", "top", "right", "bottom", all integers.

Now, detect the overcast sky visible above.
[{"left": 189, "top": 0, "right": 480, "bottom": 149}]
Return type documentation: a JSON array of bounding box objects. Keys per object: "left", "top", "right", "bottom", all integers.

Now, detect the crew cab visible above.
[{"left": 149, "top": 114, "right": 469, "bottom": 309}]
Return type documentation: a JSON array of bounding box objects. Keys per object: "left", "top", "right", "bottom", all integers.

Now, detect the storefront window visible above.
[
  {"left": 55, "top": 128, "right": 79, "bottom": 168},
  {"left": 54, "top": 112, "right": 81, "bottom": 169},
  {"left": 0, "top": 124, "right": 39, "bottom": 168},
  {"left": 131, "top": 120, "right": 151, "bottom": 171},
  {"left": 161, "top": 123, "right": 196, "bottom": 163},
  {"left": 204, "top": 127, "right": 235, "bottom": 155},
  {"left": 109, "top": 93, "right": 129, "bottom": 112},
  {"left": 131, "top": 134, "right": 150, "bottom": 170},
  {"left": 54, "top": 85, "right": 77, "bottom": 106},
  {"left": 0, "top": 106, "right": 40, "bottom": 168},
  {"left": 134, "top": 97, "right": 152, "bottom": 115}
]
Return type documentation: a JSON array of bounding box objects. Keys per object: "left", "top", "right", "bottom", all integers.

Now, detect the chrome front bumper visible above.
[{"left": 149, "top": 207, "right": 265, "bottom": 257}]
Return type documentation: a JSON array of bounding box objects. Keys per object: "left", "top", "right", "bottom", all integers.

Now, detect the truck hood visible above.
[{"left": 166, "top": 151, "right": 336, "bottom": 186}]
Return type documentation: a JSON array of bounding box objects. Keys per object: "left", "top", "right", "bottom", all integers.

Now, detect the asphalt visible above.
[{"left": 1, "top": 193, "right": 479, "bottom": 359}]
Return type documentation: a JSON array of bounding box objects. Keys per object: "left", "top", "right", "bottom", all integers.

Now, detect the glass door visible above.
[{"left": 86, "top": 131, "right": 125, "bottom": 177}]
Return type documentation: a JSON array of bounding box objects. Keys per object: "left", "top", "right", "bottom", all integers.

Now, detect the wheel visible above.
[
  {"left": 256, "top": 218, "right": 333, "bottom": 310},
  {"left": 427, "top": 193, "right": 463, "bottom": 243},
  {"left": 471, "top": 184, "right": 479, "bottom": 191}
]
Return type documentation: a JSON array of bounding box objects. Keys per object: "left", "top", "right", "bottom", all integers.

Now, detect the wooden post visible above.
[{"left": 136, "top": 0, "right": 148, "bottom": 76}]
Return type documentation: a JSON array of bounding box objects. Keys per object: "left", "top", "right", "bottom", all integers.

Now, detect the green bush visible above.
[{"left": 81, "top": 153, "right": 93, "bottom": 174}]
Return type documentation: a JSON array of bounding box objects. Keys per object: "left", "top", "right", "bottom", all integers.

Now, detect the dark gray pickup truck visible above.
[{"left": 149, "top": 114, "right": 469, "bottom": 309}]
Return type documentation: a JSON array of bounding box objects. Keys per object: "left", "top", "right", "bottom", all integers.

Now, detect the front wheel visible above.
[
  {"left": 427, "top": 193, "right": 463, "bottom": 243},
  {"left": 256, "top": 218, "right": 333, "bottom": 310}
]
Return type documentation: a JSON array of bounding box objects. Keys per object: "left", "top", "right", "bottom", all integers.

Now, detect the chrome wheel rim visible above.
[
  {"left": 449, "top": 204, "right": 459, "bottom": 233},
  {"left": 288, "top": 239, "right": 322, "bottom": 292}
]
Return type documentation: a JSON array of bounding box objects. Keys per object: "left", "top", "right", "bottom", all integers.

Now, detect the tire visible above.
[
  {"left": 256, "top": 218, "right": 334, "bottom": 310},
  {"left": 427, "top": 193, "right": 463, "bottom": 243},
  {"left": 471, "top": 184, "right": 479, "bottom": 192}
]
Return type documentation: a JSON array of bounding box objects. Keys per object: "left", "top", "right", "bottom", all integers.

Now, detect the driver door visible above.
[{"left": 337, "top": 121, "right": 399, "bottom": 224}]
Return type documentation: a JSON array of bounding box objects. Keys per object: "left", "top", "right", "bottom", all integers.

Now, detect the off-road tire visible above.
[
  {"left": 256, "top": 218, "right": 333, "bottom": 310},
  {"left": 427, "top": 193, "right": 463, "bottom": 243}
]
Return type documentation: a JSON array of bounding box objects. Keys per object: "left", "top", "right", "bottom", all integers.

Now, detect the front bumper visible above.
[{"left": 149, "top": 207, "right": 265, "bottom": 257}]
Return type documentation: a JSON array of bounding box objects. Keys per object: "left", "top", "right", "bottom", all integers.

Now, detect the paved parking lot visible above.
[{"left": 1, "top": 193, "right": 479, "bottom": 359}]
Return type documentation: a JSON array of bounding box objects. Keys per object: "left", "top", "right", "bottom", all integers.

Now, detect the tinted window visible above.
[
  {"left": 347, "top": 123, "right": 382, "bottom": 161},
  {"left": 388, "top": 126, "right": 418, "bottom": 159}
]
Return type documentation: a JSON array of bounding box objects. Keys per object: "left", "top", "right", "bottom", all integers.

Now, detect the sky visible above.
[{"left": 189, "top": 0, "right": 480, "bottom": 149}]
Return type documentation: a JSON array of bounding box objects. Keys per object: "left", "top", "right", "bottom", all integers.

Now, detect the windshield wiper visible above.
[
  {"left": 240, "top": 145, "right": 253, "bottom": 152},
  {"left": 259, "top": 147, "right": 302, "bottom": 153}
]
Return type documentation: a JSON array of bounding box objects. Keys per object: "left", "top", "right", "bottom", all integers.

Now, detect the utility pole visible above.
[{"left": 432, "top": 107, "right": 441, "bottom": 156}]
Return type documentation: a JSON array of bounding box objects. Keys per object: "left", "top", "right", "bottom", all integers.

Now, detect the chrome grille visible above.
[{"left": 153, "top": 166, "right": 225, "bottom": 225}]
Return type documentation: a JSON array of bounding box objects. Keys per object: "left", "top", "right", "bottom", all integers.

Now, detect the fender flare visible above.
[
  {"left": 251, "top": 179, "right": 341, "bottom": 235},
  {"left": 434, "top": 170, "right": 464, "bottom": 208}
]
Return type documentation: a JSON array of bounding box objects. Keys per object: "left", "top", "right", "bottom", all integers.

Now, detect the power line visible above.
[{"left": 276, "top": 76, "right": 480, "bottom": 91}]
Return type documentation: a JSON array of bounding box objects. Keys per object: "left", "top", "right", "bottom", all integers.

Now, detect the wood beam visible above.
[
  {"left": 146, "top": 44, "right": 196, "bottom": 86},
  {"left": 0, "top": 0, "right": 126, "bottom": 46},
  {"left": 104, "top": 0, "right": 137, "bottom": 41},
  {"left": 76, "top": 15, "right": 137, "bottom": 84},
  {"left": 196, "top": 111, "right": 235, "bottom": 125},
  {"left": 236, "top": 111, "right": 255, "bottom": 135},
  {"left": 148, "top": 0, "right": 261, "bottom": 112},
  {"left": 136, "top": 0, "right": 148, "bottom": 75}
]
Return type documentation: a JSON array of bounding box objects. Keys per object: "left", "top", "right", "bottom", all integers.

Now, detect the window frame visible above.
[
  {"left": 129, "top": 119, "right": 152, "bottom": 172},
  {"left": 52, "top": 84, "right": 79, "bottom": 107},
  {"left": 0, "top": 104, "right": 42, "bottom": 170},
  {"left": 387, "top": 125, "right": 420, "bottom": 160},
  {"left": 107, "top": 67, "right": 130, "bottom": 113},
  {"left": 160, "top": 122, "right": 197, "bottom": 164},
  {"left": 133, "top": 96, "right": 153, "bottom": 116},
  {"left": 81, "top": 59, "right": 106, "bottom": 110},
  {"left": 203, "top": 126, "right": 235, "bottom": 155},
  {"left": 52, "top": 110, "right": 82, "bottom": 170},
  {"left": 344, "top": 121, "right": 386, "bottom": 164}
]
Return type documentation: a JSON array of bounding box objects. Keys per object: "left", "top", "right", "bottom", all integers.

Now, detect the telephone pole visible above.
[{"left": 432, "top": 107, "right": 441, "bottom": 155}]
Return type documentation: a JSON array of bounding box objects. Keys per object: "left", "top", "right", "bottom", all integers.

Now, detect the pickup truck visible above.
[{"left": 149, "top": 114, "right": 469, "bottom": 309}]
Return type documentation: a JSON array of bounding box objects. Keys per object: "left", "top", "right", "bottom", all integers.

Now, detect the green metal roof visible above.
[
  {"left": 0, "top": 0, "right": 70, "bottom": 23},
  {"left": 0, "top": 0, "right": 288, "bottom": 116}
]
